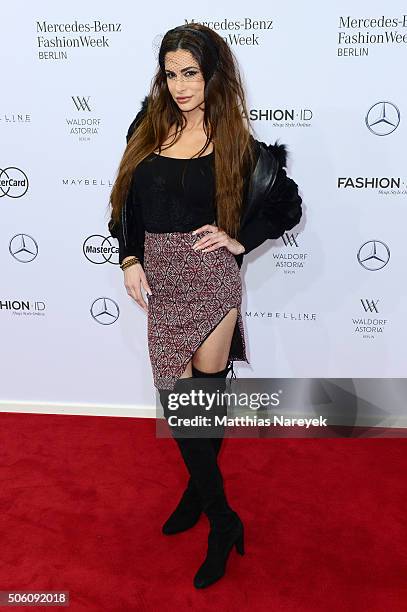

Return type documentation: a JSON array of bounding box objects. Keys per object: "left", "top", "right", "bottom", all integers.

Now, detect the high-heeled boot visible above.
[
  {"left": 194, "top": 495, "right": 245, "bottom": 589},
  {"left": 159, "top": 364, "right": 230, "bottom": 536},
  {"left": 171, "top": 431, "right": 244, "bottom": 588}
]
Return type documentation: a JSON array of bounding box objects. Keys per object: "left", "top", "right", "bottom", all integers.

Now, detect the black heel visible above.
[
  {"left": 235, "top": 527, "right": 245, "bottom": 555},
  {"left": 193, "top": 512, "right": 245, "bottom": 589}
]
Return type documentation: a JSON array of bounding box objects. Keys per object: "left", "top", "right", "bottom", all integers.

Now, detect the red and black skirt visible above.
[{"left": 143, "top": 229, "right": 249, "bottom": 390}]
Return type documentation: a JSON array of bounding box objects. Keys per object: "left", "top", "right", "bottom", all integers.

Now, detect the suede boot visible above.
[{"left": 159, "top": 363, "right": 230, "bottom": 536}]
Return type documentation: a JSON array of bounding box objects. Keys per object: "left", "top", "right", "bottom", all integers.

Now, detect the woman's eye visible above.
[{"left": 166, "top": 71, "right": 198, "bottom": 79}]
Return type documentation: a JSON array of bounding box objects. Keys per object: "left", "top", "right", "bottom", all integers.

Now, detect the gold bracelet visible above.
[
  {"left": 121, "top": 257, "right": 140, "bottom": 269},
  {"left": 121, "top": 260, "right": 140, "bottom": 271},
  {"left": 120, "top": 256, "right": 140, "bottom": 270}
]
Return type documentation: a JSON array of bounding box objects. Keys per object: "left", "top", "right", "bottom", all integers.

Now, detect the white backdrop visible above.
[{"left": 1, "top": 1, "right": 406, "bottom": 414}]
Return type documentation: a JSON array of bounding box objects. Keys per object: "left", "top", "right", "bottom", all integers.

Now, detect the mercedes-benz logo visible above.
[
  {"left": 357, "top": 240, "right": 390, "bottom": 271},
  {"left": 365, "top": 102, "right": 400, "bottom": 136},
  {"left": 90, "top": 297, "right": 120, "bottom": 325},
  {"left": 0, "top": 167, "right": 29, "bottom": 198},
  {"left": 83, "top": 235, "right": 119, "bottom": 264},
  {"left": 9, "top": 234, "right": 38, "bottom": 262}
]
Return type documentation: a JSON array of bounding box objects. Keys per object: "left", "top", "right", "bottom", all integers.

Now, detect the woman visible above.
[{"left": 108, "top": 23, "right": 302, "bottom": 589}]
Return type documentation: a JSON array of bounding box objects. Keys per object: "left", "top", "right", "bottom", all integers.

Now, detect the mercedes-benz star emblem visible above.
[
  {"left": 357, "top": 240, "right": 390, "bottom": 271},
  {"left": 365, "top": 101, "right": 400, "bottom": 136},
  {"left": 90, "top": 297, "right": 120, "bottom": 325},
  {"left": 9, "top": 234, "right": 38, "bottom": 262}
]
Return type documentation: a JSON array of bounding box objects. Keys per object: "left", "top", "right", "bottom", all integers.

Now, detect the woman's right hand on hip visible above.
[{"left": 123, "top": 263, "right": 152, "bottom": 313}]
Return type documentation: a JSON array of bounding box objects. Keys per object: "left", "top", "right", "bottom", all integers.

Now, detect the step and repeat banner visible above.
[{"left": 1, "top": 1, "right": 406, "bottom": 411}]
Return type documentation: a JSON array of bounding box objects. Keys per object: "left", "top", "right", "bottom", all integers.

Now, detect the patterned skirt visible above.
[{"left": 143, "top": 229, "right": 249, "bottom": 390}]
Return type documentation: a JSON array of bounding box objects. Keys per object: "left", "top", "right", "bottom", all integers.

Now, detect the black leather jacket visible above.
[{"left": 109, "top": 96, "right": 303, "bottom": 270}]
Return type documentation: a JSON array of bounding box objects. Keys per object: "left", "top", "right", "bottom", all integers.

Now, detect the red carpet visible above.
[{"left": 0, "top": 412, "right": 406, "bottom": 611}]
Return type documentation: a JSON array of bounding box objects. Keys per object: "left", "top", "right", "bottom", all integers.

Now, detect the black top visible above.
[
  {"left": 131, "top": 150, "right": 216, "bottom": 233},
  {"left": 110, "top": 131, "right": 303, "bottom": 269}
]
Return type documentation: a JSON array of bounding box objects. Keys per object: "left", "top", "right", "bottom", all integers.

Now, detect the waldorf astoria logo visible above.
[
  {"left": 361, "top": 298, "right": 379, "bottom": 314},
  {"left": 66, "top": 96, "right": 102, "bottom": 142},
  {"left": 365, "top": 101, "right": 400, "bottom": 136},
  {"left": 272, "top": 232, "right": 308, "bottom": 275},
  {"left": 83, "top": 235, "right": 119, "bottom": 264},
  {"left": 247, "top": 107, "right": 313, "bottom": 128},
  {"left": 352, "top": 298, "right": 389, "bottom": 339},
  {"left": 0, "top": 167, "right": 29, "bottom": 198}
]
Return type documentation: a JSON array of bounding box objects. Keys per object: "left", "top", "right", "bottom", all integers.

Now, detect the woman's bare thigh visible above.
[{"left": 179, "top": 307, "right": 238, "bottom": 377}]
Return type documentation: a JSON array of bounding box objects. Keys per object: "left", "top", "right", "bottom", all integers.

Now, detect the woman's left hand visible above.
[{"left": 191, "top": 224, "right": 245, "bottom": 256}]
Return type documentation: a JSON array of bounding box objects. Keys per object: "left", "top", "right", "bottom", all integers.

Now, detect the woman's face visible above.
[{"left": 164, "top": 49, "right": 205, "bottom": 111}]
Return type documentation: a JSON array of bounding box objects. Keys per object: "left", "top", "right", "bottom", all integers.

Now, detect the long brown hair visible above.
[{"left": 108, "top": 23, "right": 256, "bottom": 239}]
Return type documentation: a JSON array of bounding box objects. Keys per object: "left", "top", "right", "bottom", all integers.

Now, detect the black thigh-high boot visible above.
[
  {"left": 160, "top": 368, "right": 245, "bottom": 588},
  {"left": 159, "top": 363, "right": 230, "bottom": 536}
]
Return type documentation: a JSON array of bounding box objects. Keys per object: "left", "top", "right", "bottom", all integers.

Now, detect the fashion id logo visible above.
[{"left": 0, "top": 299, "right": 46, "bottom": 316}]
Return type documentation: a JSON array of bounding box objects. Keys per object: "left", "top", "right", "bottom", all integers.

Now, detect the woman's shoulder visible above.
[
  {"left": 126, "top": 95, "right": 149, "bottom": 143},
  {"left": 251, "top": 135, "right": 288, "bottom": 169}
]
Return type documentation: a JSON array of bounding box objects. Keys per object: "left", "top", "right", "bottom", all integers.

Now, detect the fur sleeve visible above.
[{"left": 238, "top": 141, "right": 303, "bottom": 254}]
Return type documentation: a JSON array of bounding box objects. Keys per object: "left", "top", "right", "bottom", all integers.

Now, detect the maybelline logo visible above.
[
  {"left": 352, "top": 298, "right": 388, "bottom": 338},
  {"left": 9, "top": 234, "right": 39, "bottom": 263},
  {"left": 245, "top": 310, "right": 316, "bottom": 321},
  {"left": 0, "top": 167, "right": 29, "bottom": 198},
  {"left": 248, "top": 108, "right": 313, "bottom": 127},
  {"left": 365, "top": 101, "right": 400, "bottom": 135},
  {"left": 83, "top": 235, "right": 119, "bottom": 264},
  {"left": 66, "top": 96, "right": 102, "bottom": 141},
  {"left": 357, "top": 240, "right": 390, "bottom": 271},
  {"left": 184, "top": 18, "right": 273, "bottom": 46},
  {"left": 62, "top": 177, "right": 113, "bottom": 186},
  {"left": 272, "top": 232, "right": 307, "bottom": 274},
  {"left": 90, "top": 297, "right": 119, "bottom": 325},
  {"left": 0, "top": 113, "right": 31, "bottom": 124},
  {"left": 0, "top": 300, "right": 46, "bottom": 316},
  {"left": 36, "top": 20, "right": 122, "bottom": 61},
  {"left": 337, "top": 15, "right": 407, "bottom": 57}
]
